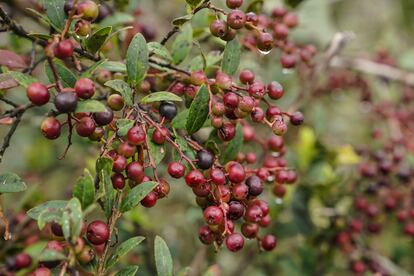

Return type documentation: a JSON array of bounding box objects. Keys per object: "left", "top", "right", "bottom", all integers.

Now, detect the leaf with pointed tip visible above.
[
  {"left": 154, "top": 236, "right": 173, "bottom": 276},
  {"left": 120, "top": 181, "right": 158, "bottom": 213},
  {"left": 171, "top": 24, "right": 193, "bottom": 64},
  {"left": 73, "top": 170, "right": 95, "bottom": 209},
  {"left": 86, "top": 26, "right": 112, "bottom": 54},
  {"left": 221, "top": 39, "right": 241, "bottom": 75},
  {"left": 106, "top": 236, "right": 145, "bottom": 269},
  {"left": 148, "top": 42, "right": 173, "bottom": 61},
  {"left": 186, "top": 85, "right": 210, "bottom": 134},
  {"left": 101, "top": 61, "right": 127, "bottom": 72},
  {"left": 140, "top": 92, "right": 182, "bottom": 104},
  {"left": 0, "top": 172, "right": 26, "bottom": 194},
  {"left": 42, "top": 0, "right": 66, "bottom": 30},
  {"left": 61, "top": 198, "right": 83, "bottom": 242},
  {"left": 105, "top": 80, "right": 133, "bottom": 106},
  {"left": 37, "top": 208, "right": 63, "bottom": 230},
  {"left": 146, "top": 129, "right": 166, "bottom": 165},
  {"left": 38, "top": 249, "right": 67, "bottom": 262},
  {"left": 76, "top": 100, "right": 107, "bottom": 113},
  {"left": 27, "top": 200, "right": 67, "bottom": 220},
  {"left": 6, "top": 71, "right": 37, "bottom": 88},
  {"left": 126, "top": 33, "right": 149, "bottom": 86},
  {"left": 115, "top": 266, "right": 140, "bottom": 276}
]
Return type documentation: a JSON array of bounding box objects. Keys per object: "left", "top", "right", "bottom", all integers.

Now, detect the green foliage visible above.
[
  {"left": 140, "top": 92, "right": 183, "bottom": 104},
  {"left": 186, "top": 85, "right": 210, "bottom": 134},
  {"left": 126, "top": 33, "right": 149, "bottom": 86},
  {"left": 106, "top": 236, "right": 145, "bottom": 269},
  {"left": 221, "top": 39, "right": 241, "bottom": 75},
  {"left": 171, "top": 24, "right": 193, "bottom": 64},
  {"left": 154, "top": 236, "right": 173, "bottom": 276},
  {"left": 105, "top": 79, "right": 134, "bottom": 106},
  {"left": 73, "top": 169, "right": 95, "bottom": 209},
  {"left": 120, "top": 181, "right": 158, "bottom": 213},
  {"left": 0, "top": 172, "right": 26, "bottom": 193}
]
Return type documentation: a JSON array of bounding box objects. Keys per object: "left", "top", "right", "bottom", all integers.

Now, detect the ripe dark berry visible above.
[
  {"left": 248, "top": 81, "right": 266, "bottom": 98},
  {"left": 159, "top": 102, "right": 178, "bottom": 120},
  {"left": 239, "top": 69, "right": 255, "bottom": 84},
  {"left": 77, "top": 0, "right": 99, "bottom": 21},
  {"left": 245, "top": 175, "right": 263, "bottom": 196},
  {"left": 51, "top": 222, "right": 64, "bottom": 236},
  {"left": 257, "top": 32, "right": 274, "bottom": 52},
  {"left": 228, "top": 201, "right": 244, "bottom": 220},
  {"left": 210, "top": 168, "right": 226, "bottom": 185},
  {"left": 210, "top": 20, "right": 228, "bottom": 38},
  {"left": 199, "top": 225, "right": 214, "bottom": 244},
  {"left": 107, "top": 94, "right": 124, "bottom": 111},
  {"left": 76, "top": 117, "right": 96, "bottom": 137},
  {"left": 155, "top": 179, "right": 170, "bottom": 198},
  {"left": 117, "top": 141, "right": 136, "bottom": 158},
  {"left": 26, "top": 82, "right": 50, "bottom": 106},
  {"left": 168, "top": 162, "right": 185, "bottom": 178},
  {"left": 64, "top": 0, "right": 74, "bottom": 14},
  {"left": 126, "top": 162, "right": 144, "bottom": 183},
  {"left": 226, "top": 0, "right": 243, "bottom": 9},
  {"left": 15, "top": 253, "right": 32, "bottom": 270},
  {"left": 111, "top": 173, "right": 125, "bottom": 189},
  {"left": 152, "top": 127, "right": 168, "bottom": 145},
  {"left": 54, "top": 39, "right": 73, "bottom": 59},
  {"left": 93, "top": 108, "right": 113, "bottom": 126},
  {"left": 203, "top": 206, "right": 224, "bottom": 225},
  {"left": 290, "top": 111, "right": 304, "bottom": 125},
  {"left": 241, "top": 223, "right": 259, "bottom": 239},
  {"left": 127, "top": 125, "right": 146, "bottom": 145},
  {"left": 54, "top": 92, "right": 78, "bottom": 113},
  {"left": 196, "top": 150, "right": 214, "bottom": 170},
  {"left": 226, "top": 233, "right": 244, "bottom": 252},
  {"left": 41, "top": 117, "right": 61, "bottom": 139},
  {"left": 75, "top": 78, "right": 95, "bottom": 99},
  {"left": 227, "top": 10, "right": 246, "bottom": 29},
  {"left": 185, "top": 169, "right": 206, "bottom": 187},
  {"left": 218, "top": 123, "right": 236, "bottom": 141},
  {"left": 267, "top": 81, "right": 284, "bottom": 100},
  {"left": 261, "top": 234, "right": 277, "bottom": 251},
  {"left": 141, "top": 191, "right": 158, "bottom": 207},
  {"left": 227, "top": 162, "right": 246, "bottom": 183},
  {"left": 86, "top": 220, "right": 110, "bottom": 245}
]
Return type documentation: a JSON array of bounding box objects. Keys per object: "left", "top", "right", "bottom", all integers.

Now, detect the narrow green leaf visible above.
[
  {"left": 185, "top": 0, "right": 203, "bottom": 8},
  {"left": 86, "top": 26, "right": 113, "bottom": 54},
  {"left": 105, "top": 80, "right": 133, "bottom": 106},
  {"left": 61, "top": 198, "right": 83, "bottom": 242},
  {"left": 284, "top": 0, "right": 306, "bottom": 8},
  {"left": 95, "top": 157, "right": 115, "bottom": 218},
  {"left": 171, "top": 110, "right": 189, "bottom": 129},
  {"left": 0, "top": 172, "right": 26, "bottom": 193},
  {"left": 116, "top": 119, "right": 135, "bottom": 137},
  {"left": 42, "top": 0, "right": 66, "bottom": 30},
  {"left": 140, "top": 92, "right": 182, "bottom": 104},
  {"left": 171, "top": 24, "right": 193, "bottom": 64},
  {"left": 106, "top": 236, "right": 145, "bottom": 269},
  {"left": 99, "top": 12, "right": 134, "bottom": 28},
  {"left": 186, "top": 85, "right": 210, "bottom": 134},
  {"left": 73, "top": 169, "right": 95, "bottom": 209},
  {"left": 222, "top": 124, "right": 243, "bottom": 163},
  {"left": 100, "top": 61, "right": 127, "bottom": 72},
  {"left": 27, "top": 200, "right": 67, "bottom": 220},
  {"left": 120, "top": 181, "right": 158, "bottom": 213},
  {"left": 96, "top": 157, "right": 114, "bottom": 174},
  {"left": 37, "top": 209, "right": 63, "bottom": 230},
  {"left": 146, "top": 129, "right": 166, "bottom": 165},
  {"left": 45, "top": 59, "right": 77, "bottom": 88},
  {"left": 38, "top": 249, "right": 66, "bottom": 262},
  {"left": 6, "top": 71, "right": 37, "bottom": 88},
  {"left": 148, "top": 42, "right": 173, "bottom": 61},
  {"left": 221, "top": 39, "right": 241, "bottom": 75},
  {"left": 172, "top": 15, "right": 192, "bottom": 27},
  {"left": 154, "top": 236, "right": 173, "bottom": 276},
  {"left": 246, "top": 0, "right": 264, "bottom": 13},
  {"left": 76, "top": 100, "right": 107, "bottom": 113},
  {"left": 126, "top": 33, "right": 149, "bottom": 86},
  {"left": 81, "top": 59, "right": 108, "bottom": 78},
  {"left": 115, "top": 266, "right": 140, "bottom": 276}
]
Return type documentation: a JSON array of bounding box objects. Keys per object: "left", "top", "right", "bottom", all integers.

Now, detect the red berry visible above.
[
  {"left": 192, "top": 182, "right": 212, "bottom": 197},
  {"left": 152, "top": 128, "right": 168, "bottom": 145},
  {"left": 86, "top": 220, "right": 110, "bottom": 245},
  {"left": 33, "top": 267, "right": 52, "bottom": 276},
  {"left": 223, "top": 92, "right": 239, "bottom": 108},
  {"left": 41, "top": 117, "right": 61, "bottom": 140},
  {"left": 76, "top": 117, "right": 96, "bottom": 137},
  {"left": 203, "top": 206, "right": 224, "bottom": 225},
  {"left": 267, "top": 81, "right": 284, "bottom": 100},
  {"left": 141, "top": 191, "right": 158, "bottom": 207},
  {"left": 168, "top": 162, "right": 186, "bottom": 178},
  {"left": 112, "top": 155, "right": 127, "bottom": 172},
  {"left": 218, "top": 123, "right": 236, "bottom": 141},
  {"left": 280, "top": 53, "right": 297, "bottom": 68},
  {"left": 227, "top": 162, "right": 246, "bottom": 183},
  {"left": 283, "top": 13, "right": 299, "bottom": 28},
  {"left": 239, "top": 69, "right": 255, "bottom": 84},
  {"left": 290, "top": 111, "right": 304, "bottom": 125},
  {"left": 77, "top": 0, "right": 99, "bottom": 21},
  {"left": 75, "top": 78, "right": 95, "bottom": 99},
  {"left": 126, "top": 162, "right": 145, "bottom": 183},
  {"left": 241, "top": 223, "right": 259, "bottom": 239},
  {"left": 127, "top": 125, "right": 146, "bottom": 145},
  {"left": 93, "top": 108, "right": 113, "bottom": 126},
  {"left": 210, "top": 168, "right": 226, "bottom": 185},
  {"left": 155, "top": 179, "right": 170, "bottom": 198},
  {"left": 215, "top": 71, "right": 232, "bottom": 90},
  {"left": 244, "top": 204, "right": 263, "bottom": 222},
  {"left": 273, "top": 23, "right": 289, "bottom": 39},
  {"left": 226, "top": 0, "right": 243, "bottom": 9},
  {"left": 261, "top": 234, "right": 277, "bottom": 251},
  {"left": 199, "top": 225, "right": 214, "bottom": 244},
  {"left": 27, "top": 82, "right": 50, "bottom": 106},
  {"left": 228, "top": 201, "right": 244, "bottom": 220},
  {"left": 251, "top": 107, "right": 265, "bottom": 122},
  {"left": 107, "top": 94, "right": 124, "bottom": 111},
  {"left": 248, "top": 81, "right": 266, "bottom": 98},
  {"left": 54, "top": 39, "right": 73, "bottom": 59},
  {"left": 232, "top": 183, "right": 249, "bottom": 200},
  {"left": 185, "top": 169, "right": 206, "bottom": 187},
  {"left": 111, "top": 173, "right": 125, "bottom": 189},
  {"left": 351, "top": 261, "right": 366, "bottom": 274},
  {"left": 210, "top": 20, "right": 228, "bottom": 38},
  {"left": 190, "top": 71, "right": 208, "bottom": 86},
  {"left": 15, "top": 253, "right": 32, "bottom": 270},
  {"left": 226, "top": 233, "right": 244, "bottom": 252},
  {"left": 257, "top": 32, "right": 274, "bottom": 52},
  {"left": 227, "top": 10, "right": 246, "bottom": 29},
  {"left": 117, "top": 142, "right": 136, "bottom": 158}
]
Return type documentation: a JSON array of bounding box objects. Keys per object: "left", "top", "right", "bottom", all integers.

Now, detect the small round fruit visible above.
[
  {"left": 267, "top": 81, "right": 284, "bottom": 100},
  {"left": 227, "top": 10, "right": 246, "bottom": 29},
  {"left": 210, "top": 20, "right": 228, "bottom": 38},
  {"left": 203, "top": 206, "right": 224, "bottom": 225},
  {"left": 257, "top": 32, "right": 274, "bottom": 52},
  {"left": 227, "top": 162, "right": 246, "bottom": 183},
  {"left": 226, "top": 0, "right": 243, "bottom": 9},
  {"left": 218, "top": 123, "right": 236, "bottom": 141},
  {"left": 41, "top": 117, "right": 61, "bottom": 139},
  {"left": 33, "top": 267, "right": 52, "bottom": 276},
  {"left": 107, "top": 94, "right": 124, "bottom": 111},
  {"left": 141, "top": 191, "right": 158, "bottom": 207},
  {"left": 51, "top": 222, "right": 64, "bottom": 237},
  {"left": 168, "top": 162, "right": 185, "bottom": 178},
  {"left": 239, "top": 69, "right": 255, "bottom": 84},
  {"left": 93, "top": 108, "right": 113, "bottom": 126},
  {"left": 76, "top": 117, "right": 96, "bottom": 137},
  {"left": 111, "top": 173, "right": 125, "bottom": 189},
  {"left": 228, "top": 201, "right": 244, "bottom": 220},
  {"left": 112, "top": 155, "right": 127, "bottom": 172},
  {"left": 77, "top": 0, "right": 99, "bottom": 21},
  {"left": 159, "top": 102, "right": 178, "bottom": 120},
  {"left": 196, "top": 150, "right": 214, "bottom": 170},
  {"left": 185, "top": 169, "right": 206, "bottom": 187},
  {"left": 75, "top": 78, "right": 95, "bottom": 99},
  {"left": 152, "top": 128, "right": 168, "bottom": 145},
  {"left": 117, "top": 142, "right": 136, "bottom": 158},
  {"left": 54, "top": 39, "right": 74, "bottom": 59},
  {"left": 54, "top": 92, "right": 78, "bottom": 113},
  {"left": 15, "top": 253, "right": 32, "bottom": 270},
  {"left": 245, "top": 175, "right": 263, "bottom": 196},
  {"left": 78, "top": 246, "right": 94, "bottom": 264},
  {"left": 210, "top": 168, "right": 226, "bottom": 185},
  {"left": 127, "top": 125, "right": 146, "bottom": 145},
  {"left": 290, "top": 111, "right": 304, "bottom": 125},
  {"left": 226, "top": 233, "right": 244, "bottom": 252},
  {"left": 86, "top": 220, "right": 110, "bottom": 245},
  {"left": 261, "top": 234, "right": 277, "bottom": 251},
  {"left": 126, "top": 162, "right": 144, "bottom": 183},
  {"left": 199, "top": 225, "right": 214, "bottom": 244},
  {"left": 27, "top": 82, "right": 50, "bottom": 106}
]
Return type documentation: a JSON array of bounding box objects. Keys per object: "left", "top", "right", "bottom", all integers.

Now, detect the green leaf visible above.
[
  {"left": 172, "top": 15, "right": 193, "bottom": 26},
  {"left": 291, "top": 187, "right": 314, "bottom": 235},
  {"left": 101, "top": 165, "right": 115, "bottom": 218},
  {"left": 73, "top": 169, "right": 95, "bottom": 209},
  {"left": 86, "top": 26, "right": 112, "bottom": 54},
  {"left": 246, "top": 0, "right": 264, "bottom": 13},
  {"left": 106, "top": 236, "right": 145, "bottom": 269},
  {"left": 37, "top": 208, "right": 63, "bottom": 230},
  {"left": 284, "top": 0, "right": 306, "bottom": 8},
  {"left": 222, "top": 124, "right": 243, "bottom": 163},
  {"left": 99, "top": 12, "right": 134, "bottom": 28},
  {"left": 76, "top": 100, "right": 107, "bottom": 113},
  {"left": 101, "top": 61, "right": 127, "bottom": 72},
  {"left": 115, "top": 266, "right": 140, "bottom": 276},
  {"left": 105, "top": 80, "right": 133, "bottom": 106},
  {"left": 81, "top": 59, "right": 108, "bottom": 78},
  {"left": 38, "top": 249, "right": 66, "bottom": 262},
  {"left": 120, "top": 181, "right": 157, "bottom": 213},
  {"left": 154, "top": 236, "right": 173, "bottom": 276},
  {"left": 6, "top": 71, "right": 37, "bottom": 88},
  {"left": 96, "top": 157, "right": 113, "bottom": 174},
  {"left": 140, "top": 92, "right": 182, "bottom": 104},
  {"left": 45, "top": 59, "right": 77, "bottom": 88},
  {"left": 146, "top": 129, "right": 166, "bottom": 165},
  {"left": 61, "top": 198, "right": 83, "bottom": 242},
  {"left": 27, "top": 33, "right": 52, "bottom": 41},
  {"left": 185, "top": 0, "right": 203, "bottom": 8},
  {"left": 116, "top": 119, "right": 135, "bottom": 137},
  {"left": 126, "top": 33, "right": 149, "bottom": 86},
  {"left": 171, "top": 24, "right": 193, "bottom": 64},
  {"left": 27, "top": 200, "right": 67, "bottom": 220},
  {"left": 186, "top": 85, "right": 210, "bottom": 134},
  {"left": 221, "top": 39, "right": 241, "bottom": 75},
  {"left": 42, "top": 0, "right": 66, "bottom": 30},
  {"left": 171, "top": 110, "right": 189, "bottom": 129},
  {"left": 148, "top": 42, "right": 173, "bottom": 61},
  {"left": 0, "top": 172, "right": 26, "bottom": 193}
]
